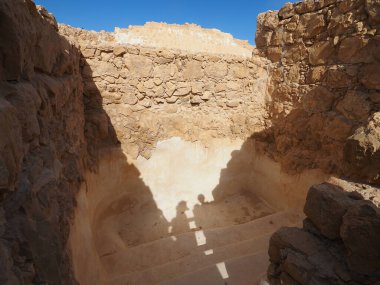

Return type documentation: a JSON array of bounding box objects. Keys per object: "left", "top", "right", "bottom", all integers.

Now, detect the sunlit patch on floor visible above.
[{"left": 216, "top": 262, "right": 229, "bottom": 279}]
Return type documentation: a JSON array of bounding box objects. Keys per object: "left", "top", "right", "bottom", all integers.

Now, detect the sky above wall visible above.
[{"left": 34, "top": 0, "right": 298, "bottom": 45}]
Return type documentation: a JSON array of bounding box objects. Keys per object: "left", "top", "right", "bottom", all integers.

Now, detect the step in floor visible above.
[
  {"left": 159, "top": 251, "right": 269, "bottom": 285},
  {"left": 105, "top": 211, "right": 301, "bottom": 285},
  {"left": 96, "top": 191, "right": 302, "bottom": 285}
]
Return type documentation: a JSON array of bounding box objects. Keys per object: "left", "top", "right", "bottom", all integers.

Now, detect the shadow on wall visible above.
[
  {"left": 69, "top": 57, "right": 173, "bottom": 284},
  {"left": 72, "top": 56, "right": 330, "bottom": 284},
  {"left": 251, "top": 85, "right": 380, "bottom": 186},
  {"left": 73, "top": 58, "right": 279, "bottom": 284}
]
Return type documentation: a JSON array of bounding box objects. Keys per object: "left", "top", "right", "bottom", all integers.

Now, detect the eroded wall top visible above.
[{"left": 61, "top": 22, "right": 254, "bottom": 58}]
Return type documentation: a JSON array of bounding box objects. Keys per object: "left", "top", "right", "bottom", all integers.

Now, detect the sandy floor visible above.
[{"left": 96, "top": 191, "right": 275, "bottom": 250}]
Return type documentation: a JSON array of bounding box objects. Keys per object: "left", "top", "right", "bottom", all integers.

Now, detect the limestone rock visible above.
[
  {"left": 298, "top": 13, "right": 325, "bottom": 39},
  {"left": 226, "top": 100, "right": 240, "bottom": 108},
  {"left": 279, "top": 3, "right": 296, "bottom": 19},
  {"left": 366, "top": 0, "right": 380, "bottom": 25},
  {"left": 122, "top": 93, "right": 138, "bottom": 105},
  {"left": 0, "top": 96, "right": 23, "bottom": 192},
  {"left": 304, "top": 183, "right": 355, "bottom": 239},
  {"left": 267, "top": 46, "right": 282, "bottom": 62},
  {"left": 204, "top": 62, "right": 228, "bottom": 79},
  {"left": 82, "top": 48, "right": 96, "bottom": 58},
  {"left": 125, "top": 54, "right": 153, "bottom": 77},
  {"left": 153, "top": 64, "right": 177, "bottom": 81},
  {"left": 173, "top": 86, "right": 191, "bottom": 96},
  {"left": 308, "top": 41, "right": 335, "bottom": 65},
  {"left": 359, "top": 63, "right": 380, "bottom": 89},
  {"left": 190, "top": 95, "right": 202, "bottom": 105},
  {"left": 165, "top": 96, "right": 178, "bottom": 103},
  {"left": 302, "top": 86, "right": 335, "bottom": 114},
  {"left": 269, "top": 182, "right": 380, "bottom": 285},
  {"left": 341, "top": 202, "right": 380, "bottom": 275},
  {"left": 113, "top": 46, "right": 126, "bottom": 56},
  {"left": 229, "top": 64, "right": 250, "bottom": 78},
  {"left": 336, "top": 90, "right": 371, "bottom": 121},
  {"left": 200, "top": 91, "right": 212, "bottom": 101},
  {"left": 182, "top": 61, "right": 203, "bottom": 80},
  {"left": 262, "top": 11, "right": 280, "bottom": 30},
  {"left": 338, "top": 37, "right": 368, "bottom": 63},
  {"left": 283, "top": 43, "right": 308, "bottom": 64},
  {"left": 344, "top": 112, "right": 380, "bottom": 183},
  {"left": 325, "top": 68, "right": 354, "bottom": 88}
]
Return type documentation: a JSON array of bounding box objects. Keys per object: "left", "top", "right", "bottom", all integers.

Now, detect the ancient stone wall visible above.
[
  {"left": 256, "top": 0, "right": 380, "bottom": 183},
  {"left": 0, "top": 1, "right": 87, "bottom": 283},
  {"left": 0, "top": 0, "right": 379, "bottom": 284},
  {"left": 60, "top": 25, "right": 270, "bottom": 160}
]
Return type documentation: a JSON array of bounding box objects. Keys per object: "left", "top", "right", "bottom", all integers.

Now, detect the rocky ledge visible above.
[{"left": 268, "top": 182, "right": 380, "bottom": 285}]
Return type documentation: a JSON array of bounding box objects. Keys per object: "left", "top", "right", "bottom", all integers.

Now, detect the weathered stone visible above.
[
  {"left": 366, "top": 0, "right": 380, "bottom": 25},
  {"left": 306, "top": 66, "right": 327, "bottom": 83},
  {"left": 308, "top": 40, "right": 335, "bottom": 65},
  {"left": 255, "top": 30, "right": 273, "bottom": 48},
  {"left": 90, "top": 60, "right": 118, "bottom": 77},
  {"left": 226, "top": 100, "right": 240, "bottom": 108},
  {"left": 204, "top": 62, "right": 228, "bottom": 79},
  {"left": 279, "top": 3, "right": 296, "bottom": 19},
  {"left": 81, "top": 48, "right": 96, "bottom": 57},
  {"left": 336, "top": 90, "right": 371, "bottom": 121},
  {"left": 215, "top": 83, "right": 226, "bottom": 93},
  {"left": 304, "top": 183, "right": 355, "bottom": 239},
  {"left": 283, "top": 43, "right": 307, "bottom": 64},
  {"left": 287, "top": 65, "right": 300, "bottom": 82},
  {"left": 173, "top": 86, "right": 191, "bottom": 96},
  {"left": 143, "top": 79, "right": 155, "bottom": 89},
  {"left": 124, "top": 54, "right": 153, "bottom": 77},
  {"left": 165, "top": 96, "right": 178, "bottom": 103},
  {"left": 157, "top": 49, "right": 175, "bottom": 59},
  {"left": 182, "top": 61, "right": 203, "bottom": 80},
  {"left": 229, "top": 64, "right": 250, "bottom": 78},
  {"left": 298, "top": 13, "right": 325, "bottom": 39},
  {"left": 153, "top": 64, "right": 177, "bottom": 81},
  {"left": 325, "top": 68, "right": 354, "bottom": 88},
  {"left": 153, "top": 78, "right": 162, "bottom": 86},
  {"left": 262, "top": 11, "right": 279, "bottom": 29},
  {"left": 122, "top": 93, "right": 138, "bottom": 105},
  {"left": 191, "top": 82, "right": 203, "bottom": 94},
  {"left": 226, "top": 81, "right": 241, "bottom": 91},
  {"left": 295, "top": 0, "right": 318, "bottom": 14},
  {"left": 190, "top": 95, "right": 202, "bottom": 104},
  {"left": 359, "top": 63, "right": 380, "bottom": 89},
  {"left": 302, "top": 86, "right": 335, "bottom": 114},
  {"left": 124, "top": 143, "right": 140, "bottom": 159},
  {"left": 113, "top": 46, "right": 126, "bottom": 56},
  {"left": 269, "top": 227, "right": 323, "bottom": 263},
  {"left": 369, "top": 92, "right": 380, "bottom": 103},
  {"left": 341, "top": 202, "right": 380, "bottom": 275},
  {"left": 127, "top": 46, "right": 140, "bottom": 55},
  {"left": 200, "top": 91, "right": 212, "bottom": 101},
  {"left": 338, "top": 37, "right": 369, "bottom": 63},
  {"left": 141, "top": 98, "right": 152, "bottom": 108},
  {"left": 344, "top": 112, "right": 380, "bottom": 183},
  {"left": 324, "top": 112, "right": 354, "bottom": 142},
  {"left": 267, "top": 46, "right": 282, "bottom": 62}
]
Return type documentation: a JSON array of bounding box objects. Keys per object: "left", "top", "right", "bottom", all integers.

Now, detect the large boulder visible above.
[
  {"left": 303, "top": 183, "right": 355, "bottom": 239},
  {"left": 268, "top": 182, "right": 380, "bottom": 285},
  {"left": 344, "top": 112, "right": 380, "bottom": 183},
  {"left": 341, "top": 202, "right": 380, "bottom": 275}
]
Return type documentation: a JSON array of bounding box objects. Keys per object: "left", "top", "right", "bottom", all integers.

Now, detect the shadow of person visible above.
[{"left": 169, "top": 201, "right": 191, "bottom": 236}]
